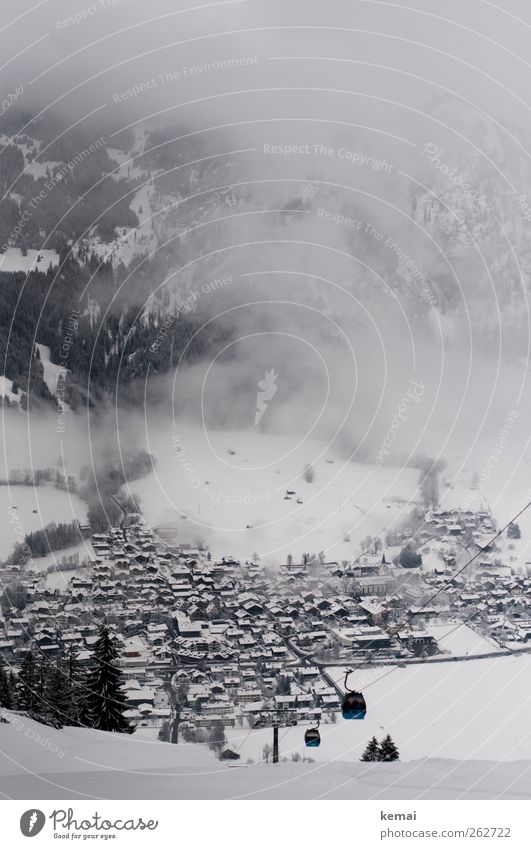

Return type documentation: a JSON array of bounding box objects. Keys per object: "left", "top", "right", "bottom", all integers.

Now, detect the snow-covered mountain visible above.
[{"left": 2, "top": 96, "right": 530, "bottom": 412}]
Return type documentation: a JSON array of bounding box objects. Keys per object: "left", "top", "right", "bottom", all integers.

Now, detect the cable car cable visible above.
[
  {"left": 358, "top": 607, "right": 486, "bottom": 694},
  {"left": 235, "top": 723, "right": 256, "bottom": 752},
  {"left": 321, "top": 499, "right": 531, "bottom": 695}
]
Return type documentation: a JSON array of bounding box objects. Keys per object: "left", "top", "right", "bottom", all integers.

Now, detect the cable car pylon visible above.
[{"left": 251, "top": 708, "right": 322, "bottom": 759}]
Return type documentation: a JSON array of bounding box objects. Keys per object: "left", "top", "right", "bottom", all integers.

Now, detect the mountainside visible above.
[
  {"left": 409, "top": 99, "right": 531, "bottom": 353},
  {"left": 1, "top": 97, "right": 530, "bottom": 411}
]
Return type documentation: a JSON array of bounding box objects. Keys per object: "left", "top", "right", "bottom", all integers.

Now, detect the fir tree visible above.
[
  {"left": 9, "top": 670, "right": 17, "bottom": 703},
  {"left": 34, "top": 653, "right": 62, "bottom": 727},
  {"left": 46, "top": 663, "right": 74, "bottom": 728},
  {"left": 65, "top": 645, "right": 86, "bottom": 726},
  {"left": 15, "top": 651, "right": 59, "bottom": 726},
  {"left": 16, "top": 651, "right": 40, "bottom": 714},
  {"left": 507, "top": 522, "right": 521, "bottom": 539},
  {"left": 85, "top": 626, "right": 134, "bottom": 733},
  {"left": 378, "top": 734, "right": 400, "bottom": 762},
  {"left": 0, "top": 656, "right": 15, "bottom": 709},
  {"left": 360, "top": 736, "right": 380, "bottom": 762},
  {"left": 207, "top": 720, "right": 226, "bottom": 755}
]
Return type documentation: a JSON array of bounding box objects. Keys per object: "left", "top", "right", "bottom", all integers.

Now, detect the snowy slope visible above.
[
  {"left": 35, "top": 344, "right": 71, "bottom": 413},
  {"left": 0, "top": 248, "right": 58, "bottom": 273},
  {"left": 131, "top": 426, "right": 421, "bottom": 561},
  {"left": 0, "top": 376, "right": 22, "bottom": 407},
  {"left": 0, "top": 486, "right": 88, "bottom": 560},
  {"left": 0, "top": 713, "right": 530, "bottom": 800},
  {"left": 424, "top": 623, "right": 501, "bottom": 656}
]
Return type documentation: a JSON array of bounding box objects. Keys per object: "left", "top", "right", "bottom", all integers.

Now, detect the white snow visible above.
[
  {"left": 80, "top": 181, "right": 159, "bottom": 268},
  {"left": 0, "top": 485, "right": 88, "bottom": 560},
  {"left": 107, "top": 147, "right": 148, "bottom": 181},
  {"left": 1, "top": 711, "right": 530, "bottom": 799},
  {"left": 23, "top": 540, "right": 95, "bottom": 579},
  {"left": 0, "top": 376, "right": 22, "bottom": 406},
  {"left": 25, "top": 159, "right": 61, "bottom": 180},
  {"left": 0, "top": 247, "right": 59, "bottom": 273},
  {"left": 424, "top": 622, "right": 501, "bottom": 656},
  {"left": 35, "top": 343, "right": 70, "bottom": 412},
  {"left": 132, "top": 425, "right": 421, "bottom": 562}
]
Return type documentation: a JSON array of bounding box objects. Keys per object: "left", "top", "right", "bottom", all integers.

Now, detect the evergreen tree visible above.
[
  {"left": 0, "top": 656, "right": 15, "bottom": 709},
  {"left": 16, "top": 651, "right": 40, "bottom": 713},
  {"left": 16, "top": 651, "right": 61, "bottom": 726},
  {"left": 9, "top": 670, "right": 17, "bottom": 702},
  {"left": 65, "top": 645, "right": 86, "bottom": 726},
  {"left": 85, "top": 626, "right": 134, "bottom": 733},
  {"left": 360, "top": 736, "right": 380, "bottom": 762},
  {"left": 276, "top": 675, "right": 291, "bottom": 695},
  {"left": 207, "top": 719, "right": 226, "bottom": 754},
  {"left": 378, "top": 734, "right": 400, "bottom": 762},
  {"left": 398, "top": 545, "right": 422, "bottom": 569},
  {"left": 34, "top": 653, "right": 62, "bottom": 727},
  {"left": 46, "top": 663, "right": 74, "bottom": 728}
]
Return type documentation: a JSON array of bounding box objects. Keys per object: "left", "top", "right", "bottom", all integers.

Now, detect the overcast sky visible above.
[{"left": 2, "top": 0, "right": 531, "bottom": 142}]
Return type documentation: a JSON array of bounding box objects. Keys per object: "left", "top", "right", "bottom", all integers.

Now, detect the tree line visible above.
[{"left": 7, "top": 520, "right": 91, "bottom": 565}]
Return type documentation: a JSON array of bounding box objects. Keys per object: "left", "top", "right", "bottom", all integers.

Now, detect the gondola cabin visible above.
[
  {"left": 304, "top": 727, "right": 321, "bottom": 747},
  {"left": 341, "top": 690, "right": 367, "bottom": 720}
]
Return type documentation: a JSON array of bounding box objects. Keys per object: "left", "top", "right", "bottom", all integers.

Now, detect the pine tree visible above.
[
  {"left": 378, "top": 734, "right": 400, "bottom": 762},
  {"left": 16, "top": 651, "right": 59, "bottom": 726},
  {"left": 360, "top": 736, "right": 380, "bottom": 762},
  {"left": 9, "top": 670, "right": 17, "bottom": 704},
  {"left": 65, "top": 645, "right": 86, "bottom": 726},
  {"left": 0, "top": 656, "right": 15, "bottom": 709},
  {"left": 207, "top": 720, "right": 226, "bottom": 755},
  {"left": 16, "top": 651, "right": 40, "bottom": 714},
  {"left": 46, "top": 663, "right": 74, "bottom": 728},
  {"left": 85, "top": 626, "right": 134, "bottom": 733},
  {"left": 34, "top": 654, "right": 62, "bottom": 727}
]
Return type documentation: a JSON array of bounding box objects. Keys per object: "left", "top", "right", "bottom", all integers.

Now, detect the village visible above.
[{"left": 1, "top": 503, "right": 531, "bottom": 747}]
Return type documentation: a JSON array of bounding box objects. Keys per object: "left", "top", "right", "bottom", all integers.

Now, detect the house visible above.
[
  {"left": 397, "top": 631, "right": 438, "bottom": 653},
  {"left": 357, "top": 575, "right": 396, "bottom": 596},
  {"left": 236, "top": 689, "right": 262, "bottom": 704},
  {"left": 358, "top": 598, "right": 387, "bottom": 625},
  {"left": 173, "top": 615, "right": 203, "bottom": 639},
  {"left": 125, "top": 687, "right": 155, "bottom": 707},
  {"left": 299, "top": 666, "right": 320, "bottom": 680},
  {"left": 220, "top": 749, "right": 240, "bottom": 760},
  {"left": 274, "top": 694, "right": 298, "bottom": 709}
]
